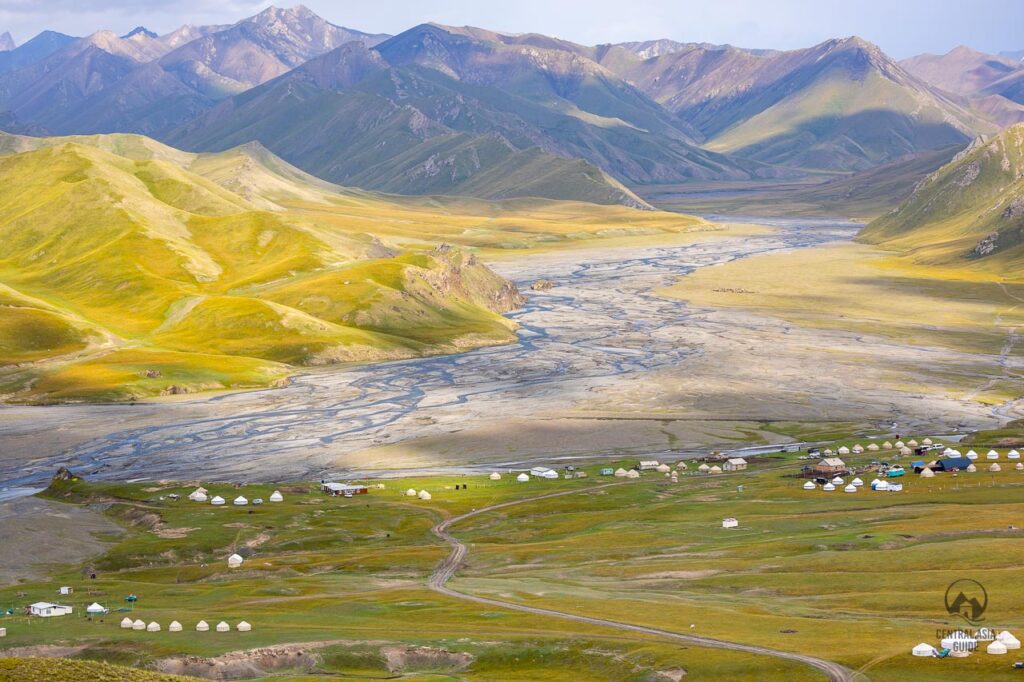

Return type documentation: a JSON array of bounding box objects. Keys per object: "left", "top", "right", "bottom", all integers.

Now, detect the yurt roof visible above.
[
  {"left": 803, "top": 481, "right": 815, "bottom": 489},
  {"left": 989, "top": 463, "right": 1001, "bottom": 471},
  {"left": 844, "top": 484, "right": 856, "bottom": 492}
]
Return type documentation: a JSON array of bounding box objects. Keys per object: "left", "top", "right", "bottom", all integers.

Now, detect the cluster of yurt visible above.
[{"left": 190, "top": 487, "right": 283, "bottom": 504}]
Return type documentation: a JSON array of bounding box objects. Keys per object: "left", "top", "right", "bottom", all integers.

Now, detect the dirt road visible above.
[{"left": 428, "top": 484, "right": 857, "bottom": 682}]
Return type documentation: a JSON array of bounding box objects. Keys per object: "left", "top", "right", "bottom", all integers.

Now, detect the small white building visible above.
[
  {"left": 269, "top": 490, "right": 284, "bottom": 502},
  {"left": 188, "top": 487, "right": 208, "bottom": 501},
  {"left": 196, "top": 620, "right": 210, "bottom": 632},
  {"left": 237, "top": 621, "right": 252, "bottom": 632},
  {"left": 233, "top": 496, "right": 248, "bottom": 506},
  {"left": 723, "top": 458, "right": 747, "bottom": 472},
  {"left": 29, "top": 602, "right": 72, "bottom": 617},
  {"left": 638, "top": 460, "right": 660, "bottom": 471},
  {"left": 0, "top": 627, "right": 5, "bottom": 637},
  {"left": 216, "top": 621, "right": 230, "bottom": 632},
  {"left": 169, "top": 621, "right": 183, "bottom": 632},
  {"left": 530, "top": 467, "right": 558, "bottom": 479},
  {"left": 228, "top": 553, "right": 244, "bottom": 568},
  {"left": 722, "top": 517, "right": 739, "bottom": 529},
  {"left": 489, "top": 472, "right": 501, "bottom": 480},
  {"left": 418, "top": 490, "right": 432, "bottom": 500},
  {"left": 120, "top": 616, "right": 134, "bottom": 629},
  {"left": 58, "top": 586, "right": 73, "bottom": 596},
  {"left": 516, "top": 473, "right": 530, "bottom": 482},
  {"left": 210, "top": 496, "right": 225, "bottom": 506}
]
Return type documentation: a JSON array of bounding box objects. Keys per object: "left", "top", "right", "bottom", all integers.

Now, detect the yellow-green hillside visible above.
[
  {"left": 0, "top": 132, "right": 706, "bottom": 403},
  {"left": 860, "top": 123, "right": 1024, "bottom": 275},
  {"left": 0, "top": 658, "right": 200, "bottom": 682}
]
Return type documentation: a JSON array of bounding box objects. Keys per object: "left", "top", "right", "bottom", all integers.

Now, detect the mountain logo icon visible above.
[{"left": 944, "top": 579, "right": 987, "bottom": 624}]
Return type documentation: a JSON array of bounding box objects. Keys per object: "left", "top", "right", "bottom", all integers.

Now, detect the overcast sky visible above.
[{"left": 1, "top": 0, "right": 1022, "bottom": 59}]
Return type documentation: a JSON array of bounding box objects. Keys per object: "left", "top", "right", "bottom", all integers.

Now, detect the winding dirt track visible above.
[{"left": 428, "top": 484, "right": 856, "bottom": 682}]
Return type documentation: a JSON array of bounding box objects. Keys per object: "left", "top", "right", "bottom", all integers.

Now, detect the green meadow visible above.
[{"left": 1, "top": 439, "right": 1022, "bottom": 680}]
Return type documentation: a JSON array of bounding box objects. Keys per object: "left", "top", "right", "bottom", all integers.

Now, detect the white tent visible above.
[
  {"left": 998, "top": 631, "right": 1021, "bottom": 649},
  {"left": 837, "top": 446, "right": 850, "bottom": 455},
  {"left": 237, "top": 621, "right": 252, "bottom": 632},
  {"left": 1017, "top": 463, "right": 1024, "bottom": 471},
  {"left": 866, "top": 443, "right": 879, "bottom": 451},
  {"left": 228, "top": 553, "right": 244, "bottom": 568},
  {"left": 823, "top": 448, "right": 834, "bottom": 455},
  {"left": 210, "top": 496, "right": 225, "bottom": 506},
  {"left": 615, "top": 467, "right": 630, "bottom": 477},
  {"left": 894, "top": 441, "right": 905, "bottom": 449},
  {"left": 823, "top": 483, "right": 836, "bottom": 491},
  {"left": 851, "top": 477, "right": 864, "bottom": 487},
  {"left": 188, "top": 487, "right": 208, "bottom": 501},
  {"left": 987, "top": 641, "right": 1008, "bottom": 655},
  {"left": 943, "top": 448, "right": 956, "bottom": 456},
  {"left": 919, "top": 467, "right": 935, "bottom": 478},
  {"left": 216, "top": 621, "right": 230, "bottom": 632},
  {"left": 990, "top": 463, "right": 1002, "bottom": 472},
  {"left": 831, "top": 476, "right": 844, "bottom": 485},
  {"left": 489, "top": 473, "right": 501, "bottom": 480},
  {"left": 676, "top": 461, "right": 688, "bottom": 470},
  {"left": 882, "top": 441, "right": 893, "bottom": 449},
  {"left": 872, "top": 480, "right": 890, "bottom": 491},
  {"left": 907, "top": 440, "right": 919, "bottom": 447},
  {"left": 233, "top": 496, "right": 248, "bottom": 506},
  {"left": 516, "top": 473, "right": 529, "bottom": 482},
  {"left": 169, "top": 621, "right": 182, "bottom": 632},
  {"left": 196, "top": 620, "right": 209, "bottom": 632},
  {"left": 405, "top": 488, "right": 417, "bottom": 496},
  {"left": 912, "top": 642, "right": 936, "bottom": 657},
  {"left": 656, "top": 464, "right": 671, "bottom": 473},
  {"left": 708, "top": 465, "right": 722, "bottom": 474},
  {"left": 1010, "top": 450, "right": 1021, "bottom": 460},
  {"left": 120, "top": 617, "right": 134, "bottom": 629},
  {"left": 922, "top": 438, "right": 933, "bottom": 445},
  {"left": 132, "top": 619, "right": 146, "bottom": 630},
  {"left": 900, "top": 447, "right": 913, "bottom": 456},
  {"left": 967, "top": 451, "right": 979, "bottom": 460},
  {"left": 418, "top": 490, "right": 432, "bottom": 500},
  {"left": 722, "top": 518, "right": 738, "bottom": 528},
  {"left": 852, "top": 444, "right": 864, "bottom": 454},
  {"left": 269, "top": 490, "right": 283, "bottom": 502},
  {"left": 147, "top": 621, "right": 161, "bottom": 632},
  {"left": 844, "top": 484, "right": 857, "bottom": 493},
  {"left": 86, "top": 602, "right": 106, "bottom": 615},
  {"left": 987, "top": 451, "right": 999, "bottom": 460},
  {"left": 626, "top": 469, "right": 641, "bottom": 478},
  {"left": 696, "top": 464, "right": 710, "bottom": 474},
  {"left": 803, "top": 481, "right": 816, "bottom": 490},
  {"left": 967, "top": 463, "right": 977, "bottom": 472},
  {"left": 941, "top": 631, "right": 977, "bottom": 652}
]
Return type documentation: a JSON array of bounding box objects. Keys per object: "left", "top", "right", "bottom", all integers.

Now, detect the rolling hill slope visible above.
[{"left": 859, "top": 123, "right": 1024, "bottom": 272}]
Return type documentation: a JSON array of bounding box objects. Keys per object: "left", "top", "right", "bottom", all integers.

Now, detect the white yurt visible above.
[
  {"left": 708, "top": 465, "right": 722, "bottom": 474},
  {"left": 269, "top": 490, "right": 283, "bottom": 502},
  {"left": 922, "top": 438, "right": 933, "bottom": 445},
  {"left": 987, "top": 640, "right": 1008, "bottom": 655},
  {"left": 844, "top": 484, "right": 857, "bottom": 493},
  {"left": 872, "top": 480, "right": 890, "bottom": 491},
  {"left": 831, "top": 476, "right": 844, "bottom": 485},
  {"left": 889, "top": 483, "right": 903, "bottom": 492},
  {"left": 228, "top": 553, "right": 244, "bottom": 568},
  {"left": 823, "top": 448, "right": 834, "bottom": 456},
  {"left": 837, "top": 446, "right": 850, "bottom": 455},
  {"left": 216, "top": 621, "right": 230, "bottom": 632},
  {"left": 237, "top": 621, "right": 252, "bottom": 632},
  {"left": 964, "top": 449, "right": 977, "bottom": 459},
  {"left": 998, "top": 631, "right": 1021, "bottom": 649},
  {"left": 120, "top": 616, "right": 134, "bottom": 629},
  {"left": 1017, "top": 463, "right": 1024, "bottom": 471},
  {"left": 883, "top": 441, "right": 893, "bottom": 449},
  {"left": 697, "top": 464, "right": 710, "bottom": 474},
  {"left": 920, "top": 467, "right": 935, "bottom": 478},
  {"left": 233, "top": 496, "right": 248, "bottom": 506},
  {"left": 852, "top": 444, "right": 864, "bottom": 454},
  {"left": 405, "top": 488, "right": 417, "bottom": 496},
  {"left": 196, "top": 620, "right": 209, "bottom": 632},
  {"left": 86, "top": 602, "right": 106, "bottom": 615},
  {"left": 615, "top": 467, "right": 630, "bottom": 477},
  {"left": 210, "top": 496, "right": 225, "bottom": 506},
  {"left": 895, "top": 441, "right": 905, "bottom": 449},
  {"left": 907, "top": 439, "right": 919, "bottom": 447},
  {"left": 676, "top": 461, "right": 688, "bottom": 470},
  {"left": 949, "top": 648, "right": 971, "bottom": 658},
  {"left": 941, "top": 631, "right": 977, "bottom": 651},
  {"left": 943, "top": 448, "right": 956, "bottom": 457},
  {"left": 656, "top": 463, "right": 671, "bottom": 473},
  {"left": 1009, "top": 450, "right": 1021, "bottom": 460},
  {"left": 867, "top": 443, "right": 879, "bottom": 452},
  {"left": 133, "top": 619, "right": 146, "bottom": 631},
  {"left": 870, "top": 478, "right": 881, "bottom": 487},
  {"left": 147, "top": 622, "right": 161, "bottom": 632},
  {"left": 823, "top": 483, "right": 836, "bottom": 491},
  {"left": 489, "top": 472, "right": 501, "bottom": 480},
  {"left": 851, "top": 477, "right": 864, "bottom": 487},
  {"left": 803, "top": 480, "right": 816, "bottom": 490},
  {"left": 912, "top": 642, "right": 936, "bottom": 657},
  {"left": 188, "top": 487, "right": 208, "bottom": 501},
  {"left": 169, "top": 621, "right": 182, "bottom": 632},
  {"left": 418, "top": 490, "right": 432, "bottom": 500},
  {"left": 515, "top": 473, "right": 528, "bottom": 482},
  {"left": 626, "top": 469, "right": 642, "bottom": 478},
  {"left": 967, "top": 463, "right": 977, "bottom": 472},
  {"left": 900, "top": 447, "right": 913, "bottom": 456},
  {"left": 987, "top": 451, "right": 999, "bottom": 460},
  {"left": 990, "top": 463, "right": 1002, "bottom": 472}
]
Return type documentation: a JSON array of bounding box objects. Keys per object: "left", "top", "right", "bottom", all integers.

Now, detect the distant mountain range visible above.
[{"left": 0, "top": 5, "right": 1019, "bottom": 204}]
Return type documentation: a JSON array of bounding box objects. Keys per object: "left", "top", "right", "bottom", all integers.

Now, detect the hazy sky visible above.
[{"left": 1, "top": 0, "right": 1022, "bottom": 59}]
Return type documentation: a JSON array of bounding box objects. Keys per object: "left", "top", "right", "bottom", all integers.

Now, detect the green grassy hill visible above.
[
  {"left": 0, "top": 658, "right": 199, "bottom": 682},
  {"left": 0, "top": 131, "right": 706, "bottom": 403},
  {"left": 859, "top": 123, "right": 1024, "bottom": 272}
]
